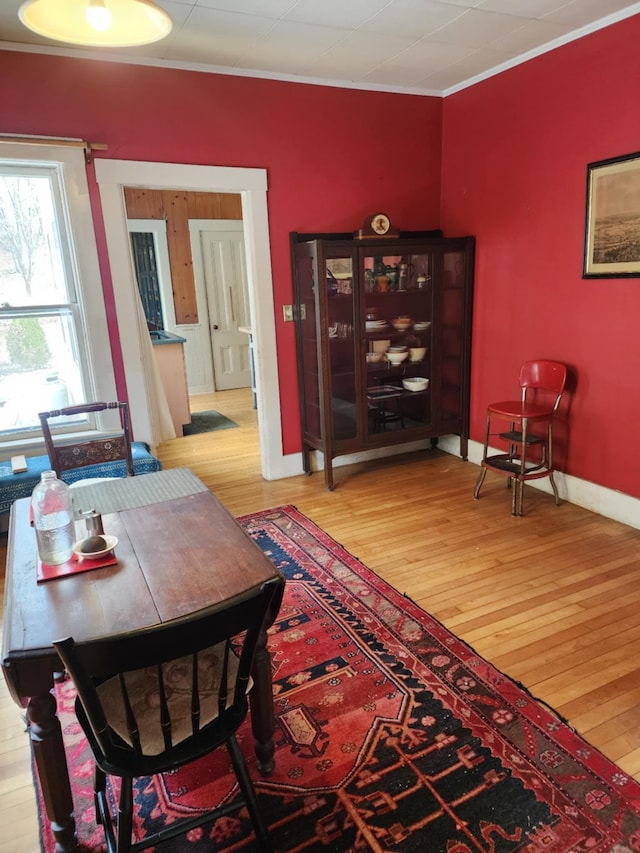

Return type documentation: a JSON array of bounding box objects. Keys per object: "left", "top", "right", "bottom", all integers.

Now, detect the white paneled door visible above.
[{"left": 190, "top": 221, "right": 251, "bottom": 392}]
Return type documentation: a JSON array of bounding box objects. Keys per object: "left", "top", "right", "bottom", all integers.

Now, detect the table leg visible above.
[
  {"left": 28, "top": 688, "right": 78, "bottom": 853},
  {"left": 249, "top": 630, "right": 276, "bottom": 776}
]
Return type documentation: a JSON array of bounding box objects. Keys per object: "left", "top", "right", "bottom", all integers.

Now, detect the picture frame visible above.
[{"left": 583, "top": 150, "right": 640, "bottom": 278}]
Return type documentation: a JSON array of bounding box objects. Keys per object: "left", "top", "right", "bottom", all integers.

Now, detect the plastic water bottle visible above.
[{"left": 31, "top": 470, "right": 75, "bottom": 565}]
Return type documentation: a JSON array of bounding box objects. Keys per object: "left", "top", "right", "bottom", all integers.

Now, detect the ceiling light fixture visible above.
[
  {"left": 85, "top": 0, "right": 112, "bottom": 32},
  {"left": 18, "top": 0, "right": 173, "bottom": 48}
]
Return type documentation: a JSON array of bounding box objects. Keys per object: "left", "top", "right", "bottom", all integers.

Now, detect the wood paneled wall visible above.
[{"left": 124, "top": 189, "right": 242, "bottom": 324}]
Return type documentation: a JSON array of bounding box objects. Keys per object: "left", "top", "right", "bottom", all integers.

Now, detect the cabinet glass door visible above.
[
  {"left": 326, "top": 255, "right": 358, "bottom": 442},
  {"left": 363, "top": 250, "right": 433, "bottom": 437}
]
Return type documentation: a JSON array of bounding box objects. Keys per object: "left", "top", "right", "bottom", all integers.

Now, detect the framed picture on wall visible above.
[{"left": 583, "top": 150, "right": 640, "bottom": 278}]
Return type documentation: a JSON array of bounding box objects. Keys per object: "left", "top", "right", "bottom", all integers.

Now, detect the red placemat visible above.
[{"left": 37, "top": 550, "right": 117, "bottom": 583}]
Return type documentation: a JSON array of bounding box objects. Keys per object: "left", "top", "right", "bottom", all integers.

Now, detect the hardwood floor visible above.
[{"left": 2, "top": 385, "right": 640, "bottom": 851}]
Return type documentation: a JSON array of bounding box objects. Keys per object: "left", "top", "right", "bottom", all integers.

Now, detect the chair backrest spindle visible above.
[
  {"left": 191, "top": 651, "right": 200, "bottom": 737},
  {"left": 118, "top": 672, "right": 142, "bottom": 755}
]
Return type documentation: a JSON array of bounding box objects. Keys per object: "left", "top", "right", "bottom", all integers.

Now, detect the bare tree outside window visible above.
[{"left": 0, "top": 177, "right": 45, "bottom": 297}]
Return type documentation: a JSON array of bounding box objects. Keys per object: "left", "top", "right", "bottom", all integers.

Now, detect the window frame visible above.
[{"left": 0, "top": 143, "right": 118, "bottom": 458}]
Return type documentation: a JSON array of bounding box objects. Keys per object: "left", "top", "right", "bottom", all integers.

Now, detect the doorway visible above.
[
  {"left": 127, "top": 218, "right": 252, "bottom": 400},
  {"left": 95, "top": 159, "right": 298, "bottom": 482}
]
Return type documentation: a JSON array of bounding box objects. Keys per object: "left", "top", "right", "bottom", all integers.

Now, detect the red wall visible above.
[
  {"left": 441, "top": 14, "right": 640, "bottom": 498},
  {"left": 0, "top": 50, "right": 442, "bottom": 455},
  {"left": 3, "top": 13, "right": 640, "bottom": 498}
]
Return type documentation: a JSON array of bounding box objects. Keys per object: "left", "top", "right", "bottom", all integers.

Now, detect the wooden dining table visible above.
[{"left": 1, "top": 468, "right": 284, "bottom": 853}]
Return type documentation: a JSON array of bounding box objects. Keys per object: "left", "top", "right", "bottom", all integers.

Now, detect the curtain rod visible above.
[{"left": 0, "top": 135, "right": 107, "bottom": 163}]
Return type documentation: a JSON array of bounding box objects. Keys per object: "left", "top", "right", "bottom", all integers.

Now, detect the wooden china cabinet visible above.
[{"left": 291, "top": 229, "right": 475, "bottom": 490}]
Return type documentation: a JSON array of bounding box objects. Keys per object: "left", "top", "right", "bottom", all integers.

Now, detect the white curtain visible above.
[{"left": 132, "top": 285, "right": 176, "bottom": 443}]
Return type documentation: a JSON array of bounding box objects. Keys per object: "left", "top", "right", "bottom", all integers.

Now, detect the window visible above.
[{"left": 0, "top": 145, "right": 117, "bottom": 449}]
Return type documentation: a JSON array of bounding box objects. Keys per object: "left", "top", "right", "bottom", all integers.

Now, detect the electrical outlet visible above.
[{"left": 283, "top": 304, "right": 294, "bottom": 322}]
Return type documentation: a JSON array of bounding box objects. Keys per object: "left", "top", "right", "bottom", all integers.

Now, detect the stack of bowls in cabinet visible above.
[{"left": 386, "top": 345, "right": 408, "bottom": 364}]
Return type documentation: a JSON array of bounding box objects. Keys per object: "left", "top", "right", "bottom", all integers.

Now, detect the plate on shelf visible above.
[
  {"left": 414, "top": 321, "right": 432, "bottom": 331},
  {"left": 367, "top": 385, "right": 403, "bottom": 400},
  {"left": 73, "top": 535, "right": 118, "bottom": 560},
  {"left": 366, "top": 320, "right": 387, "bottom": 330}
]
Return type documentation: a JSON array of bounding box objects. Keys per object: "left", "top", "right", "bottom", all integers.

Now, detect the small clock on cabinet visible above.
[{"left": 354, "top": 213, "right": 399, "bottom": 240}]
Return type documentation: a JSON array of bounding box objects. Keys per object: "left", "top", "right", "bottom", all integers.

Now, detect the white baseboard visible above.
[
  {"left": 270, "top": 439, "right": 433, "bottom": 483},
  {"left": 269, "top": 435, "right": 640, "bottom": 532}
]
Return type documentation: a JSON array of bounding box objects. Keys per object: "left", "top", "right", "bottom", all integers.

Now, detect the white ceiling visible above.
[{"left": 2, "top": 0, "right": 640, "bottom": 96}]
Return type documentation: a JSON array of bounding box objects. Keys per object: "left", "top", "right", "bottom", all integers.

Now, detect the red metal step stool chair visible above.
[{"left": 473, "top": 360, "right": 567, "bottom": 516}]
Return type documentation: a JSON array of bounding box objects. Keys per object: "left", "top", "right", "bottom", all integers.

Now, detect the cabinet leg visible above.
[
  {"left": 324, "top": 459, "right": 334, "bottom": 491},
  {"left": 460, "top": 434, "right": 469, "bottom": 460},
  {"left": 302, "top": 445, "right": 311, "bottom": 476}
]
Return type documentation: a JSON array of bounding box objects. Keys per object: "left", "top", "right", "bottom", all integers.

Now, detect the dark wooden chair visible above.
[
  {"left": 53, "top": 576, "right": 284, "bottom": 853},
  {"left": 38, "top": 401, "right": 135, "bottom": 479}
]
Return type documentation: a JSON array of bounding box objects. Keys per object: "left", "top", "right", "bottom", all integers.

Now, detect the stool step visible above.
[
  {"left": 499, "top": 430, "right": 545, "bottom": 445},
  {"left": 483, "top": 454, "right": 551, "bottom": 479},
  {"left": 483, "top": 455, "right": 521, "bottom": 475}
]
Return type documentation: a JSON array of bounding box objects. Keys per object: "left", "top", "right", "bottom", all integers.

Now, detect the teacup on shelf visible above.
[{"left": 409, "top": 347, "right": 427, "bottom": 362}]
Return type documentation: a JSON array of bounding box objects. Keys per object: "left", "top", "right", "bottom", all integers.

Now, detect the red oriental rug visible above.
[{"left": 37, "top": 505, "right": 640, "bottom": 852}]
